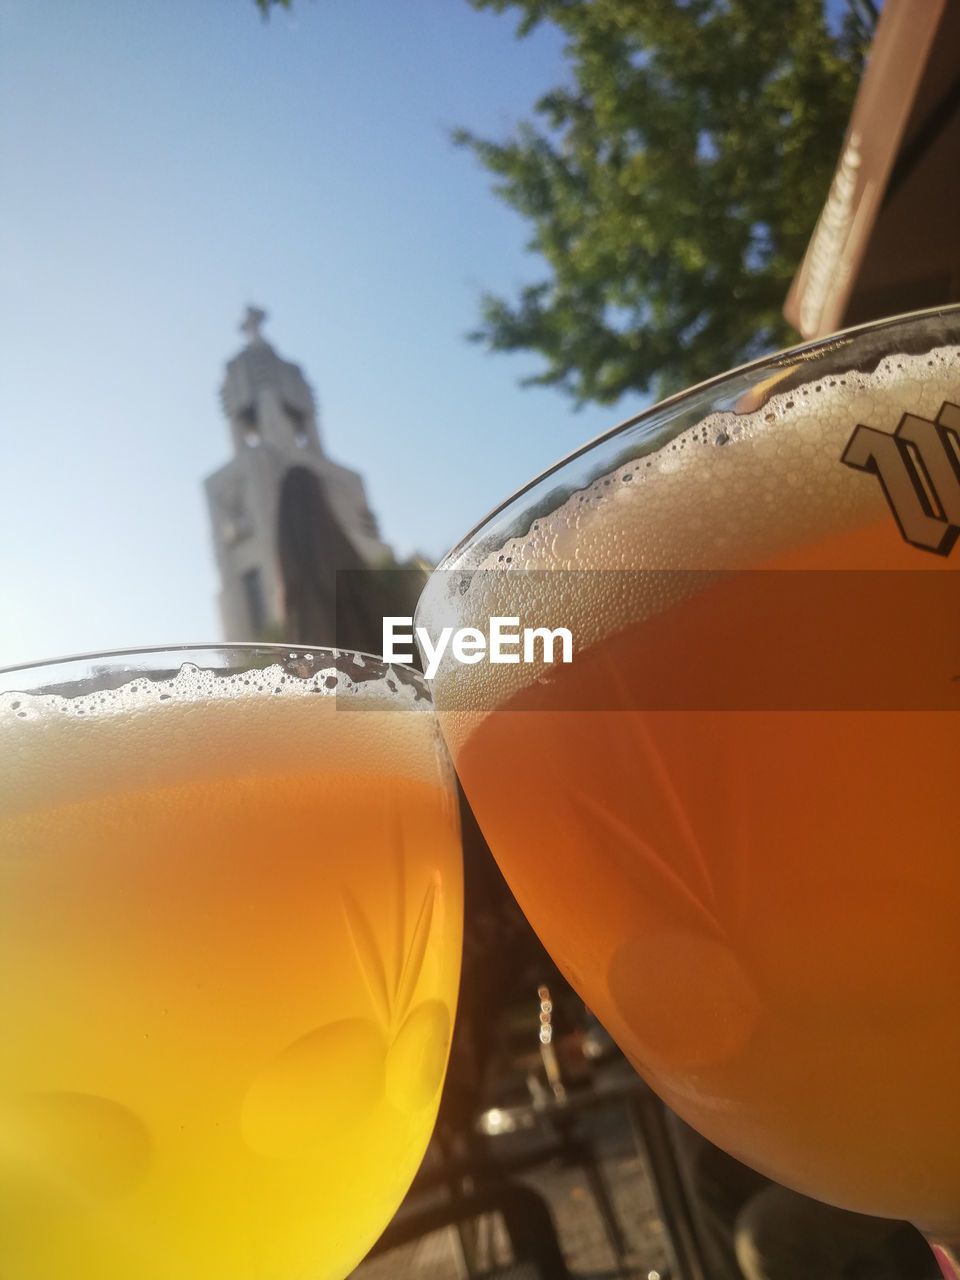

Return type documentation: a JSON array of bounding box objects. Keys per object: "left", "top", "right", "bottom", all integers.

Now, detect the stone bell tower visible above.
[{"left": 205, "top": 307, "right": 391, "bottom": 641}]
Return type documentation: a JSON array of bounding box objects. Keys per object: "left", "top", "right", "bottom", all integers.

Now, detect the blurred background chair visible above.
[{"left": 360, "top": 1181, "right": 572, "bottom": 1280}]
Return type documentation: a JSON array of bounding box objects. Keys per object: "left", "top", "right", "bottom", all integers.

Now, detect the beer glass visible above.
[
  {"left": 418, "top": 306, "right": 960, "bottom": 1271},
  {"left": 0, "top": 645, "right": 462, "bottom": 1280}
]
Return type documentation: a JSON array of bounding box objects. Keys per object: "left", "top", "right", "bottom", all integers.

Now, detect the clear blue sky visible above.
[{"left": 1, "top": 0, "right": 854, "bottom": 670}]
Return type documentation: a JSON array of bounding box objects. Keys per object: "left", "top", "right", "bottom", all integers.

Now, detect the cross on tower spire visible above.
[{"left": 240, "top": 305, "right": 268, "bottom": 344}]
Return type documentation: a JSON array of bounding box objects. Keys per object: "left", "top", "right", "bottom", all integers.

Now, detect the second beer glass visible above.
[{"left": 418, "top": 307, "right": 960, "bottom": 1261}]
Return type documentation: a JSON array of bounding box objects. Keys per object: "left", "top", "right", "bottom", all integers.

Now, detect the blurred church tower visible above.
[{"left": 205, "top": 307, "right": 391, "bottom": 642}]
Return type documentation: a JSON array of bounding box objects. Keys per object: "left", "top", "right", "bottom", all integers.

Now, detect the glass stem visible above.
[{"left": 928, "top": 1239, "right": 960, "bottom": 1279}]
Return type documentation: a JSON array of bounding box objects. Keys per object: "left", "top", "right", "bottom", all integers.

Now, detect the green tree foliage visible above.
[{"left": 457, "top": 0, "right": 868, "bottom": 403}]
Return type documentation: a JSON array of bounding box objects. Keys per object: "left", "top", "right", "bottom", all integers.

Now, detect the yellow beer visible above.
[{"left": 0, "top": 652, "right": 462, "bottom": 1280}]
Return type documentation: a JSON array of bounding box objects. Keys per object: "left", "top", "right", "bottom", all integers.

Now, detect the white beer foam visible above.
[
  {"left": 422, "top": 344, "right": 960, "bottom": 732},
  {"left": 0, "top": 659, "right": 445, "bottom": 816}
]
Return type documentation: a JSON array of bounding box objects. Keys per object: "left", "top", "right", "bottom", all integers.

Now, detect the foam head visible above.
[{"left": 419, "top": 341, "right": 960, "bottom": 731}]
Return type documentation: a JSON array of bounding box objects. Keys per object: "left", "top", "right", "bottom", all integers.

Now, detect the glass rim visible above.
[
  {"left": 0, "top": 641, "right": 428, "bottom": 699},
  {"left": 437, "top": 301, "right": 960, "bottom": 571}
]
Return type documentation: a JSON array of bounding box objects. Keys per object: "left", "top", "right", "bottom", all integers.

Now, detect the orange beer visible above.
[
  {"left": 423, "top": 319, "right": 960, "bottom": 1232},
  {"left": 0, "top": 650, "right": 462, "bottom": 1280}
]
